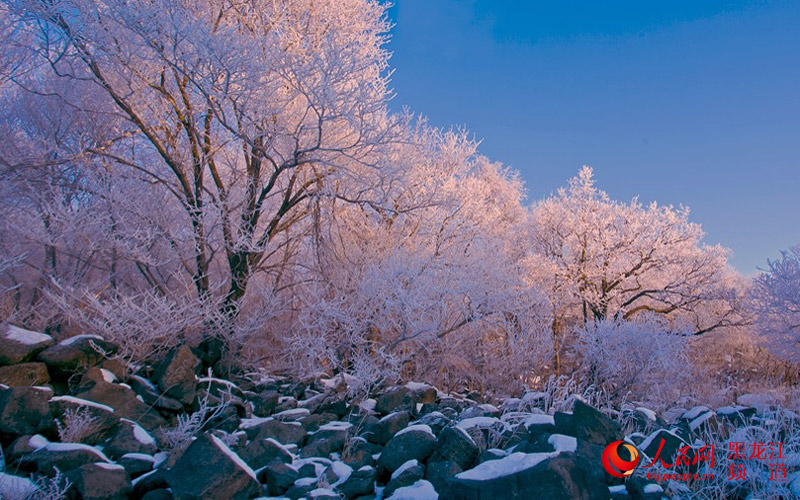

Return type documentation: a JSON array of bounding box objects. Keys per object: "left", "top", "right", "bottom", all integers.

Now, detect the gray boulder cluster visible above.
[{"left": 0, "top": 324, "right": 783, "bottom": 499}]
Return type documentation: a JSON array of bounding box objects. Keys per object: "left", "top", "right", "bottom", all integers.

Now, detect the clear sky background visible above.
[{"left": 385, "top": 0, "right": 800, "bottom": 274}]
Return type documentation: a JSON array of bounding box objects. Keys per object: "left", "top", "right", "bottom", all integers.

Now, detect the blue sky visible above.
[{"left": 385, "top": 1, "right": 800, "bottom": 273}]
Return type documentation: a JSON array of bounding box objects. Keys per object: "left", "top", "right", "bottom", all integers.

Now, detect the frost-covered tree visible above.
[
  {"left": 3, "top": 0, "right": 396, "bottom": 317},
  {"left": 530, "top": 167, "right": 746, "bottom": 372},
  {"left": 753, "top": 245, "right": 800, "bottom": 363}
]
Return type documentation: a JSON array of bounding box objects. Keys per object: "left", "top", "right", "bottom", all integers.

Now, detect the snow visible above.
[
  {"left": 394, "top": 424, "right": 434, "bottom": 439},
  {"left": 100, "top": 368, "right": 117, "bottom": 383},
  {"left": 60, "top": 334, "right": 105, "bottom": 346},
  {"left": 318, "top": 421, "right": 353, "bottom": 432},
  {"left": 639, "top": 429, "right": 688, "bottom": 454},
  {"left": 51, "top": 395, "right": 114, "bottom": 413},
  {"left": 329, "top": 461, "right": 352, "bottom": 483},
  {"left": 310, "top": 488, "right": 338, "bottom": 497},
  {"left": 689, "top": 411, "right": 716, "bottom": 431},
  {"left": 608, "top": 485, "right": 627, "bottom": 494},
  {"left": 45, "top": 442, "right": 110, "bottom": 461},
  {"left": 456, "top": 452, "right": 558, "bottom": 481},
  {"left": 644, "top": 483, "right": 664, "bottom": 494},
  {"left": 198, "top": 376, "right": 239, "bottom": 389},
  {"left": 120, "top": 453, "right": 156, "bottom": 462},
  {"left": 682, "top": 406, "right": 710, "bottom": 420},
  {"left": 4, "top": 324, "right": 52, "bottom": 345},
  {"left": 717, "top": 405, "right": 749, "bottom": 415},
  {"left": 0, "top": 472, "right": 39, "bottom": 497},
  {"left": 385, "top": 479, "right": 439, "bottom": 500},
  {"left": 28, "top": 435, "right": 49, "bottom": 450},
  {"left": 95, "top": 462, "right": 125, "bottom": 471},
  {"left": 294, "top": 477, "right": 318, "bottom": 487},
  {"left": 636, "top": 407, "right": 657, "bottom": 421},
  {"left": 456, "top": 417, "right": 503, "bottom": 431},
  {"left": 123, "top": 420, "right": 155, "bottom": 446},
  {"left": 359, "top": 399, "right": 377, "bottom": 412},
  {"left": 209, "top": 434, "right": 258, "bottom": 481},
  {"left": 240, "top": 416, "right": 273, "bottom": 430},
  {"left": 548, "top": 434, "right": 577, "bottom": 453},
  {"left": 274, "top": 408, "right": 310, "bottom": 420},
  {"left": 522, "top": 414, "right": 555, "bottom": 427},
  {"left": 130, "top": 375, "right": 157, "bottom": 391},
  {"left": 405, "top": 382, "right": 432, "bottom": 392},
  {"left": 391, "top": 459, "right": 420, "bottom": 480},
  {"left": 455, "top": 426, "right": 477, "bottom": 446}
]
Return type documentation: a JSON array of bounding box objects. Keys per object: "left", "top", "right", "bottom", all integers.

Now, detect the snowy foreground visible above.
[{"left": 1, "top": 326, "right": 799, "bottom": 499}]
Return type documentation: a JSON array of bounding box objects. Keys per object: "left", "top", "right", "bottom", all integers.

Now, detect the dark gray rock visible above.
[
  {"left": 37, "top": 335, "right": 118, "bottom": 379},
  {"left": 103, "top": 419, "right": 157, "bottom": 460},
  {"left": 0, "top": 325, "right": 54, "bottom": 366},
  {"left": 257, "top": 459, "right": 299, "bottom": 496},
  {"left": 383, "top": 460, "right": 424, "bottom": 497},
  {"left": 66, "top": 462, "right": 131, "bottom": 500},
  {"left": 430, "top": 426, "right": 479, "bottom": 470},
  {"left": 239, "top": 437, "right": 293, "bottom": 469},
  {"left": 375, "top": 387, "right": 416, "bottom": 416},
  {"left": 572, "top": 400, "right": 623, "bottom": 446},
  {"left": 153, "top": 346, "right": 199, "bottom": 406},
  {"left": 377, "top": 426, "right": 437, "bottom": 479},
  {"left": 166, "top": 433, "right": 260, "bottom": 500},
  {"left": 75, "top": 379, "right": 166, "bottom": 431},
  {"left": 0, "top": 362, "right": 50, "bottom": 387},
  {"left": 117, "top": 452, "right": 155, "bottom": 478},
  {"left": 19, "top": 442, "right": 110, "bottom": 476},
  {"left": 337, "top": 465, "right": 377, "bottom": 499},
  {"left": 0, "top": 386, "right": 54, "bottom": 437},
  {"left": 366, "top": 411, "right": 410, "bottom": 445},
  {"left": 425, "top": 460, "right": 462, "bottom": 492},
  {"left": 244, "top": 418, "right": 308, "bottom": 446}
]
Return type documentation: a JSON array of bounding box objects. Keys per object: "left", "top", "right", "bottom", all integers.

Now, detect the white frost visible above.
[
  {"left": 548, "top": 434, "right": 577, "bottom": 453},
  {"left": 0, "top": 472, "right": 39, "bottom": 497},
  {"left": 4, "top": 325, "right": 52, "bottom": 345},
  {"left": 318, "top": 421, "right": 353, "bottom": 432},
  {"left": 44, "top": 442, "right": 110, "bottom": 462},
  {"left": 100, "top": 368, "right": 117, "bottom": 383},
  {"left": 125, "top": 420, "right": 155, "bottom": 446},
  {"left": 456, "top": 452, "right": 557, "bottom": 481},
  {"left": 391, "top": 459, "right": 420, "bottom": 480},
  {"left": 395, "top": 424, "right": 434, "bottom": 439},
  {"left": 95, "top": 463, "right": 125, "bottom": 471},
  {"left": 522, "top": 414, "right": 555, "bottom": 427},
  {"left": 456, "top": 417, "right": 504, "bottom": 431},
  {"left": 28, "top": 435, "right": 49, "bottom": 450},
  {"left": 682, "top": 406, "right": 710, "bottom": 421},
  {"left": 60, "top": 334, "right": 105, "bottom": 346},
  {"left": 51, "top": 395, "right": 114, "bottom": 413},
  {"left": 385, "top": 479, "right": 439, "bottom": 500}
]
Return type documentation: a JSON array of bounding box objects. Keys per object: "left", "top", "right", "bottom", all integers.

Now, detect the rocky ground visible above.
[{"left": 1, "top": 324, "right": 798, "bottom": 499}]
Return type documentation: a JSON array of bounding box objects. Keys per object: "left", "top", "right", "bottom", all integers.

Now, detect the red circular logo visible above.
[{"left": 602, "top": 440, "right": 640, "bottom": 478}]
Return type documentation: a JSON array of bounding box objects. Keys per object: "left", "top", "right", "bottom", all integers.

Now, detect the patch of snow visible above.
[
  {"left": 456, "top": 417, "right": 504, "bottom": 431},
  {"left": 128, "top": 421, "right": 155, "bottom": 446},
  {"left": 45, "top": 442, "right": 110, "bottom": 461},
  {"left": 0, "top": 472, "right": 39, "bottom": 497},
  {"left": 51, "top": 395, "right": 114, "bottom": 413},
  {"left": 392, "top": 459, "right": 420, "bottom": 480},
  {"left": 608, "top": 484, "right": 627, "bottom": 494},
  {"left": 522, "top": 414, "right": 555, "bottom": 428},
  {"left": 682, "top": 406, "right": 710, "bottom": 421},
  {"left": 455, "top": 426, "right": 477, "bottom": 446},
  {"left": 689, "top": 411, "right": 716, "bottom": 432},
  {"left": 28, "top": 435, "right": 49, "bottom": 450},
  {"left": 636, "top": 407, "right": 657, "bottom": 421},
  {"left": 32, "top": 386, "right": 53, "bottom": 394},
  {"left": 100, "top": 368, "right": 117, "bottom": 383},
  {"left": 310, "top": 487, "right": 337, "bottom": 497},
  {"left": 329, "top": 461, "right": 352, "bottom": 484},
  {"left": 644, "top": 483, "right": 664, "bottom": 494},
  {"left": 406, "top": 382, "right": 432, "bottom": 392},
  {"left": 359, "top": 399, "right": 377, "bottom": 412},
  {"left": 548, "top": 434, "right": 577, "bottom": 453},
  {"left": 318, "top": 421, "right": 352, "bottom": 432},
  {"left": 120, "top": 453, "right": 156, "bottom": 462},
  {"left": 209, "top": 434, "right": 258, "bottom": 481},
  {"left": 385, "top": 479, "right": 439, "bottom": 500},
  {"left": 95, "top": 462, "right": 125, "bottom": 471},
  {"left": 478, "top": 404, "right": 499, "bottom": 413},
  {"left": 274, "top": 408, "right": 310, "bottom": 420},
  {"left": 240, "top": 416, "right": 273, "bottom": 430},
  {"left": 294, "top": 477, "right": 318, "bottom": 487},
  {"left": 456, "top": 452, "right": 558, "bottom": 481},
  {"left": 395, "top": 424, "right": 434, "bottom": 439},
  {"left": 132, "top": 469, "right": 158, "bottom": 486},
  {"left": 4, "top": 325, "right": 52, "bottom": 345},
  {"left": 60, "top": 334, "right": 104, "bottom": 346}
]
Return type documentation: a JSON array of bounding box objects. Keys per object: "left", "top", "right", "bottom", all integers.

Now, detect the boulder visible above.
[
  {"left": 425, "top": 460, "right": 462, "bottom": 492},
  {"left": 19, "top": 442, "right": 110, "bottom": 476},
  {"left": 430, "top": 426, "right": 480, "bottom": 470},
  {"left": 244, "top": 418, "right": 308, "bottom": 446},
  {"left": 66, "top": 462, "right": 131, "bottom": 500},
  {"left": 103, "top": 419, "right": 157, "bottom": 460},
  {"left": 300, "top": 421, "right": 351, "bottom": 458},
  {"left": 385, "top": 479, "right": 439, "bottom": 500},
  {"left": 375, "top": 387, "right": 417, "bottom": 416},
  {"left": 366, "top": 411, "right": 411, "bottom": 445},
  {"left": 0, "top": 325, "right": 54, "bottom": 366},
  {"left": 251, "top": 389, "right": 280, "bottom": 417},
  {"left": 49, "top": 395, "right": 119, "bottom": 444},
  {"left": 572, "top": 401, "right": 622, "bottom": 446},
  {"left": 75, "top": 379, "right": 166, "bottom": 431},
  {"left": 153, "top": 346, "right": 199, "bottom": 406},
  {"left": 336, "top": 465, "right": 377, "bottom": 499},
  {"left": 0, "top": 362, "right": 50, "bottom": 387},
  {"left": 128, "top": 375, "right": 184, "bottom": 413},
  {"left": 117, "top": 452, "right": 155, "bottom": 478},
  {"left": 384, "top": 460, "right": 425, "bottom": 498},
  {"left": 37, "top": 335, "right": 118, "bottom": 378},
  {"left": 641, "top": 429, "right": 691, "bottom": 468},
  {"left": 377, "top": 425, "right": 437, "bottom": 479},
  {"left": 166, "top": 433, "right": 260, "bottom": 500},
  {"left": 239, "top": 437, "right": 293, "bottom": 470},
  {"left": 444, "top": 452, "right": 608, "bottom": 500},
  {"left": 0, "top": 386, "right": 55, "bottom": 437},
  {"left": 342, "top": 437, "right": 379, "bottom": 469},
  {"left": 257, "top": 459, "right": 298, "bottom": 496}
]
